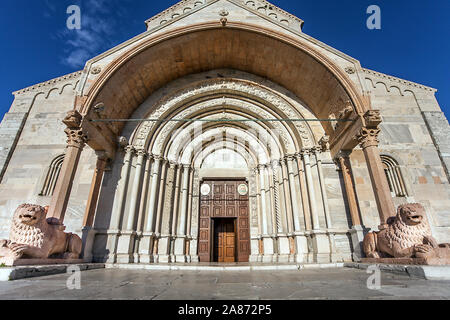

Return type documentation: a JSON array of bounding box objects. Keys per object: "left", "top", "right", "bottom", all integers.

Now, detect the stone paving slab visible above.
[
  {"left": 0, "top": 263, "right": 105, "bottom": 281},
  {"left": 0, "top": 267, "right": 449, "bottom": 300},
  {"left": 345, "top": 262, "right": 450, "bottom": 280}
]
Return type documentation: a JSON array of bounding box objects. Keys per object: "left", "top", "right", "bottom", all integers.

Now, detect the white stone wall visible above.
[
  {"left": 352, "top": 69, "right": 450, "bottom": 243},
  {"left": 0, "top": 73, "right": 96, "bottom": 239}
]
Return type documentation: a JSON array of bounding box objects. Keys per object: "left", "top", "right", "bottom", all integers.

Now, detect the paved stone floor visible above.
[{"left": 0, "top": 267, "right": 449, "bottom": 300}]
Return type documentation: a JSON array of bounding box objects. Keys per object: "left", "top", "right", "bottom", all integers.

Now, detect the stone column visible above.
[
  {"left": 82, "top": 151, "right": 108, "bottom": 228},
  {"left": 106, "top": 145, "right": 134, "bottom": 263},
  {"left": 315, "top": 148, "right": 332, "bottom": 229},
  {"left": 139, "top": 155, "right": 162, "bottom": 263},
  {"left": 337, "top": 151, "right": 362, "bottom": 227},
  {"left": 285, "top": 155, "right": 301, "bottom": 231},
  {"left": 286, "top": 155, "right": 307, "bottom": 263},
  {"left": 81, "top": 151, "right": 108, "bottom": 262},
  {"left": 258, "top": 165, "right": 268, "bottom": 235},
  {"left": 48, "top": 110, "right": 87, "bottom": 223},
  {"left": 259, "top": 165, "right": 274, "bottom": 262},
  {"left": 134, "top": 155, "right": 152, "bottom": 262},
  {"left": 116, "top": 146, "right": 140, "bottom": 263},
  {"left": 125, "top": 150, "right": 147, "bottom": 231},
  {"left": 175, "top": 165, "right": 190, "bottom": 262},
  {"left": 303, "top": 149, "right": 320, "bottom": 230},
  {"left": 296, "top": 154, "right": 312, "bottom": 231},
  {"left": 145, "top": 156, "right": 162, "bottom": 233},
  {"left": 358, "top": 111, "right": 396, "bottom": 228},
  {"left": 336, "top": 151, "right": 364, "bottom": 261},
  {"left": 316, "top": 139, "right": 340, "bottom": 262},
  {"left": 304, "top": 148, "right": 330, "bottom": 263}
]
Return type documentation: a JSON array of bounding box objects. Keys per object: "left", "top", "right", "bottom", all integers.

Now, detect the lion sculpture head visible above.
[
  {"left": 9, "top": 204, "right": 48, "bottom": 248},
  {"left": 385, "top": 203, "right": 432, "bottom": 250}
]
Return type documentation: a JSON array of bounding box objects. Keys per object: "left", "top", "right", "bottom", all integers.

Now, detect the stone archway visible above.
[{"left": 46, "top": 23, "right": 396, "bottom": 263}]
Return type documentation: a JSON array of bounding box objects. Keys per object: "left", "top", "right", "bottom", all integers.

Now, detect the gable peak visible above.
[{"left": 145, "top": 0, "right": 304, "bottom": 33}]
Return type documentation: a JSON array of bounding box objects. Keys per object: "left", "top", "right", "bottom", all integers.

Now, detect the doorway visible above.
[
  {"left": 198, "top": 179, "right": 250, "bottom": 263},
  {"left": 213, "top": 218, "right": 236, "bottom": 263}
]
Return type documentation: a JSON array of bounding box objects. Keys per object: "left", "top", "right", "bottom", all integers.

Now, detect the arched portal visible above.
[{"left": 47, "top": 23, "right": 396, "bottom": 264}]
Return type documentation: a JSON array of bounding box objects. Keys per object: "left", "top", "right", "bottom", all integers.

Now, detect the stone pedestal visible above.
[
  {"left": 350, "top": 225, "right": 366, "bottom": 262},
  {"left": 106, "top": 230, "right": 121, "bottom": 264},
  {"left": 81, "top": 226, "right": 97, "bottom": 263},
  {"left": 157, "top": 236, "right": 172, "bottom": 263},
  {"left": 138, "top": 233, "right": 155, "bottom": 264},
  {"left": 326, "top": 231, "right": 342, "bottom": 262},
  {"left": 249, "top": 238, "right": 260, "bottom": 262},
  {"left": 116, "top": 231, "right": 136, "bottom": 263},
  {"left": 174, "top": 237, "right": 187, "bottom": 263},
  {"left": 294, "top": 233, "right": 308, "bottom": 263},
  {"left": 262, "top": 237, "right": 275, "bottom": 263},
  {"left": 311, "top": 231, "right": 331, "bottom": 263},
  {"left": 277, "top": 235, "right": 291, "bottom": 263}
]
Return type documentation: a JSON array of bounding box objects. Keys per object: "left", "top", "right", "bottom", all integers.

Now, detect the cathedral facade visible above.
[{"left": 0, "top": 0, "right": 449, "bottom": 264}]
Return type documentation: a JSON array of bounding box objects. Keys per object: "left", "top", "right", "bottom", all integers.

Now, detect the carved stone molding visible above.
[
  {"left": 133, "top": 79, "right": 313, "bottom": 150},
  {"left": 357, "top": 127, "right": 381, "bottom": 149},
  {"left": 319, "top": 135, "right": 330, "bottom": 152}
]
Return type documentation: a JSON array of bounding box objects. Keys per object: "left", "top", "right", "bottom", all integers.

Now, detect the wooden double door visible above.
[{"left": 198, "top": 180, "right": 250, "bottom": 263}]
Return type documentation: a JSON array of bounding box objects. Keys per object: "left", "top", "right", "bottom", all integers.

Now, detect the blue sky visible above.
[{"left": 0, "top": 0, "right": 448, "bottom": 122}]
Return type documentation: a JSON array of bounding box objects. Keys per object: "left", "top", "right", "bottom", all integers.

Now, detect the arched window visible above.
[
  {"left": 39, "top": 154, "right": 65, "bottom": 196},
  {"left": 381, "top": 155, "right": 407, "bottom": 198}
]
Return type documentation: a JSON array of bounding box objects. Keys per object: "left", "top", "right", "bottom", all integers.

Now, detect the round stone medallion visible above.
[
  {"left": 201, "top": 184, "right": 211, "bottom": 196},
  {"left": 238, "top": 184, "right": 248, "bottom": 196}
]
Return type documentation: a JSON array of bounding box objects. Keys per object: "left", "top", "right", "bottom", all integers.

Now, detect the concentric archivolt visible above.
[{"left": 130, "top": 79, "right": 317, "bottom": 158}]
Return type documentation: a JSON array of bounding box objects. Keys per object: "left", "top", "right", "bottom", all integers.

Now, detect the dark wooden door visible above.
[
  {"left": 198, "top": 180, "right": 250, "bottom": 263},
  {"left": 214, "top": 219, "right": 236, "bottom": 263}
]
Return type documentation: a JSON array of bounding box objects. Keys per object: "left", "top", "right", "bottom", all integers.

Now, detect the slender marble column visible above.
[
  {"left": 315, "top": 149, "right": 333, "bottom": 229},
  {"left": 271, "top": 160, "right": 282, "bottom": 234},
  {"left": 296, "top": 154, "right": 312, "bottom": 231},
  {"left": 303, "top": 149, "right": 320, "bottom": 230},
  {"left": 286, "top": 155, "right": 301, "bottom": 231},
  {"left": 81, "top": 151, "right": 107, "bottom": 261},
  {"left": 178, "top": 165, "right": 190, "bottom": 236},
  {"left": 136, "top": 155, "right": 152, "bottom": 233},
  {"left": 82, "top": 151, "right": 108, "bottom": 228},
  {"left": 154, "top": 160, "right": 168, "bottom": 235},
  {"left": 258, "top": 165, "right": 268, "bottom": 235},
  {"left": 171, "top": 164, "right": 182, "bottom": 236},
  {"left": 337, "top": 151, "right": 362, "bottom": 227},
  {"left": 110, "top": 145, "right": 135, "bottom": 231},
  {"left": 144, "top": 156, "right": 162, "bottom": 233},
  {"left": 125, "top": 150, "right": 147, "bottom": 231},
  {"left": 280, "top": 160, "right": 294, "bottom": 234}
]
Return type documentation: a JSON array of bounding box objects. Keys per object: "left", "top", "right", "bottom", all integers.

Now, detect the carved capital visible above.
[
  {"left": 124, "top": 145, "right": 135, "bottom": 154},
  {"left": 357, "top": 127, "right": 381, "bottom": 149},
  {"left": 135, "top": 149, "right": 148, "bottom": 158},
  {"left": 64, "top": 128, "right": 87, "bottom": 148},
  {"left": 285, "top": 154, "right": 296, "bottom": 162}
]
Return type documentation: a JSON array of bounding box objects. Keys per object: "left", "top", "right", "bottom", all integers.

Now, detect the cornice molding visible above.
[{"left": 13, "top": 70, "right": 83, "bottom": 96}]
